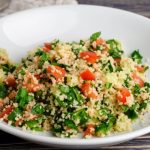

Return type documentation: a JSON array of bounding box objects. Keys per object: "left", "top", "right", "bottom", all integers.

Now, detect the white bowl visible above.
[{"left": 0, "top": 5, "right": 150, "bottom": 149}]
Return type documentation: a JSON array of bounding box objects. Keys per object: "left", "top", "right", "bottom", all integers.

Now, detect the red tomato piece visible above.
[
  {"left": 80, "top": 51, "right": 100, "bottom": 64},
  {"left": 131, "top": 73, "right": 144, "bottom": 87},
  {"left": 84, "top": 124, "right": 95, "bottom": 137},
  {"left": 114, "top": 58, "right": 121, "bottom": 63},
  {"left": 15, "top": 118, "right": 23, "bottom": 126},
  {"left": 34, "top": 74, "right": 41, "bottom": 80},
  {"left": 117, "top": 88, "right": 130, "bottom": 104},
  {"left": 96, "top": 38, "right": 105, "bottom": 45},
  {"left": 80, "top": 69, "right": 95, "bottom": 80},
  {"left": 5, "top": 75, "right": 16, "bottom": 87},
  {"left": 43, "top": 43, "right": 51, "bottom": 52},
  {"left": 0, "top": 106, "right": 13, "bottom": 118},
  {"left": 135, "top": 66, "right": 145, "bottom": 72},
  {"left": 47, "top": 66, "right": 66, "bottom": 80},
  {"left": 23, "top": 71, "right": 43, "bottom": 93},
  {"left": 81, "top": 83, "right": 97, "bottom": 99}
]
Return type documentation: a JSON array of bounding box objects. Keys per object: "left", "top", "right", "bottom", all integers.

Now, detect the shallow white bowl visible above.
[{"left": 0, "top": 5, "right": 150, "bottom": 149}]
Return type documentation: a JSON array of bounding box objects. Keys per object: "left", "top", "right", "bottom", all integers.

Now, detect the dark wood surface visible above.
[{"left": 1, "top": 0, "right": 150, "bottom": 149}]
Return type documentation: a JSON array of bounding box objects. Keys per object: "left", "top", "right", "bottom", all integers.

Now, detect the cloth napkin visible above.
[{"left": 0, "top": 0, "right": 78, "bottom": 17}]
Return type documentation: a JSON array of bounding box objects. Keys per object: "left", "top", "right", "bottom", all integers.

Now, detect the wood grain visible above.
[
  {"left": 78, "top": 0, "right": 150, "bottom": 18},
  {"left": 1, "top": 0, "right": 150, "bottom": 149}
]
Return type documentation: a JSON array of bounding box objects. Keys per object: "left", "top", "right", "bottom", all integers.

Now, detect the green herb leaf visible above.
[
  {"left": 35, "top": 49, "right": 45, "bottom": 56},
  {"left": 106, "top": 39, "right": 123, "bottom": 58},
  {"left": 26, "top": 118, "right": 43, "bottom": 130},
  {"left": 116, "top": 66, "right": 123, "bottom": 72},
  {"left": 131, "top": 50, "right": 143, "bottom": 64},
  {"left": 132, "top": 84, "right": 141, "bottom": 94},
  {"left": 1, "top": 64, "right": 16, "bottom": 74},
  {"left": 79, "top": 40, "right": 85, "bottom": 46},
  {"left": 106, "top": 39, "right": 121, "bottom": 50},
  {"left": 105, "top": 82, "right": 112, "bottom": 89},
  {"left": 139, "top": 102, "right": 147, "bottom": 110},
  {"left": 39, "top": 52, "right": 49, "bottom": 68},
  {"left": 51, "top": 39, "right": 59, "bottom": 49},
  {"left": 51, "top": 62, "right": 68, "bottom": 68},
  {"left": 108, "top": 62, "right": 114, "bottom": 72},
  {"left": 19, "top": 69, "right": 25, "bottom": 75},
  {"left": 73, "top": 108, "right": 89, "bottom": 125},
  {"left": 124, "top": 75, "right": 131, "bottom": 88},
  {"left": 121, "top": 105, "right": 129, "bottom": 112},
  {"left": 72, "top": 87, "right": 83, "bottom": 104},
  {"left": 8, "top": 108, "right": 22, "bottom": 121},
  {"left": 95, "top": 123, "right": 108, "bottom": 135},
  {"left": 0, "top": 83, "right": 7, "bottom": 98},
  {"left": 90, "top": 32, "right": 101, "bottom": 41},
  {"left": 72, "top": 48, "right": 82, "bottom": 55},
  {"left": 109, "top": 49, "right": 123, "bottom": 58},
  {"left": 95, "top": 115, "right": 116, "bottom": 135},
  {"left": 55, "top": 97, "right": 67, "bottom": 107},
  {"left": 99, "top": 107, "right": 110, "bottom": 116},
  {"left": 32, "top": 103, "right": 45, "bottom": 114},
  {"left": 59, "top": 85, "right": 70, "bottom": 94},
  {"left": 16, "top": 88, "right": 33, "bottom": 109},
  {"left": 144, "top": 82, "right": 150, "bottom": 90},
  {"left": 64, "top": 119, "right": 77, "bottom": 130},
  {"left": 125, "top": 109, "right": 138, "bottom": 120}
]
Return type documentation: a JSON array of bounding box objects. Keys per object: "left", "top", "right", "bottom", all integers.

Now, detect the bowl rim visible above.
[
  {"left": 1, "top": 120, "right": 150, "bottom": 145},
  {"left": 0, "top": 4, "right": 150, "bottom": 146}
]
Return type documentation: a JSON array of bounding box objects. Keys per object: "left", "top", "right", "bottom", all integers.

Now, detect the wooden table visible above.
[{"left": 0, "top": 0, "right": 150, "bottom": 149}]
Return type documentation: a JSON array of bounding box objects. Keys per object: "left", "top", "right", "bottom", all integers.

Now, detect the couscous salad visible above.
[{"left": 0, "top": 32, "right": 150, "bottom": 138}]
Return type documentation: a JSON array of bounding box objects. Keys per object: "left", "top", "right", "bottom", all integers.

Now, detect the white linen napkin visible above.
[{"left": 0, "top": 0, "right": 78, "bottom": 17}]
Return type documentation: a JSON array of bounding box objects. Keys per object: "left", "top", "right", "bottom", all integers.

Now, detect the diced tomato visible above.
[
  {"left": 5, "top": 75, "right": 16, "bottom": 87},
  {"left": 24, "top": 84, "right": 35, "bottom": 93},
  {"left": 80, "top": 51, "right": 100, "bottom": 64},
  {"left": 131, "top": 73, "right": 144, "bottom": 87},
  {"left": 114, "top": 58, "right": 121, "bottom": 63},
  {"left": 44, "top": 43, "right": 51, "bottom": 49},
  {"left": 34, "top": 74, "right": 41, "bottom": 80},
  {"left": 0, "top": 105, "right": 13, "bottom": 118},
  {"left": 80, "top": 69, "right": 95, "bottom": 80},
  {"left": 47, "top": 66, "right": 66, "bottom": 80},
  {"left": 23, "top": 71, "right": 43, "bottom": 92},
  {"left": 96, "top": 38, "right": 105, "bottom": 45},
  {"left": 43, "top": 43, "right": 51, "bottom": 52},
  {"left": 81, "top": 83, "right": 97, "bottom": 99},
  {"left": 135, "top": 66, "right": 145, "bottom": 72},
  {"left": 8, "top": 91, "right": 17, "bottom": 99},
  {"left": 84, "top": 124, "right": 95, "bottom": 137},
  {"left": 0, "top": 100, "right": 4, "bottom": 107},
  {"left": 15, "top": 118, "right": 23, "bottom": 126},
  {"left": 117, "top": 88, "right": 130, "bottom": 104}
]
